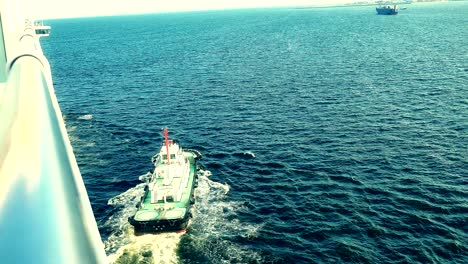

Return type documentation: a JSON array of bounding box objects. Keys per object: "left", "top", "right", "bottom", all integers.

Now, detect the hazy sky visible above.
[{"left": 28, "top": 0, "right": 355, "bottom": 19}]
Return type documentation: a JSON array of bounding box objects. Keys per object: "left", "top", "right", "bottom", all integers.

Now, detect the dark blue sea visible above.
[{"left": 41, "top": 2, "right": 467, "bottom": 263}]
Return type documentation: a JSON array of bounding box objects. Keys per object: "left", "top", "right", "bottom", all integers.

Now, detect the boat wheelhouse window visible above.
[
  {"left": 166, "top": 196, "right": 174, "bottom": 202},
  {"left": 162, "top": 154, "right": 167, "bottom": 160},
  {"left": 170, "top": 154, "right": 176, "bottom": 159}
]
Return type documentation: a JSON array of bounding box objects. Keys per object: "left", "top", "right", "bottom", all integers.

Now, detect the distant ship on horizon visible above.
[{"left": 376, "top": 5, "right": 399, "bottom": 15}]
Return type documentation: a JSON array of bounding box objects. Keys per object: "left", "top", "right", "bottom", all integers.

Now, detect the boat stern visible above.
[{"left": 128, "top": 213, "right": 191, "bottom": 233}]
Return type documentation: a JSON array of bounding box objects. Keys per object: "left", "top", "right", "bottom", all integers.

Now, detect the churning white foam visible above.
[
  {"left": 183, "top": 170, "right": 264, "bottom": 263},
  {"left": 244, "top": 151, "right": 256, "bottom": 158},
  {"left": 78, "top": 114, "right": 93, "bottom": 120},
  {"left": 104, "top": 170, "right": 263, "bottom": 263}
]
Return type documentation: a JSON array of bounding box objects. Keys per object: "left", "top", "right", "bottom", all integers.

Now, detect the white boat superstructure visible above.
[{"left": 150, "top": 140, "right": 191, "bottom": 203}]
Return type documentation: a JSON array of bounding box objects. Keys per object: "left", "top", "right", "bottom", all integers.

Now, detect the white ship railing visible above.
[{"left": 0, "top": 3, "right": 107, "bottom": 263}]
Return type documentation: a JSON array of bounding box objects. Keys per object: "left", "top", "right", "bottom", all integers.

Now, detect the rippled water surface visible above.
[{"left": 42, "top": 2, "right": 467, "bottom": 263}]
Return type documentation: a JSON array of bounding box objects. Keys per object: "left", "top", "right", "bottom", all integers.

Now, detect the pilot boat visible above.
[{"left": 128, "top": 128, "right": 201, "bottom": 233}]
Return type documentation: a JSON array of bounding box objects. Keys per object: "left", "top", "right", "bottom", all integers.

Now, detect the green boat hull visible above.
[{"left": 129, "top": 150, "right": 200, "bottom": 233}]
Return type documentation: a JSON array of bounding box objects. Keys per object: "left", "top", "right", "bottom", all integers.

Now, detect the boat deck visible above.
[{"left": 134, "top": 152, "right": 197, "bottom": 222}]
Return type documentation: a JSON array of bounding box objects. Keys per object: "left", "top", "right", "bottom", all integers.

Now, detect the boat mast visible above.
[{"left": 163, "top": 128, "right": 171, "bottom": 164}]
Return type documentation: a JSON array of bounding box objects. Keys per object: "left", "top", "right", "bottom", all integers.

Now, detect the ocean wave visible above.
[
  {"left": 178, "top": 170, "right": 264, "bottom": 263},
  {"left": 78, "top": 114, "right": 93, "bottom": 120},
  {"left": 232, "top": 151, "right": 256, "bottom": 159}
]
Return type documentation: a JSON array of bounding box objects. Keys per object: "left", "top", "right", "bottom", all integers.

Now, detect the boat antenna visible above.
[{"left": 163, "top": 128, "right": 170, "bottom": 164}]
